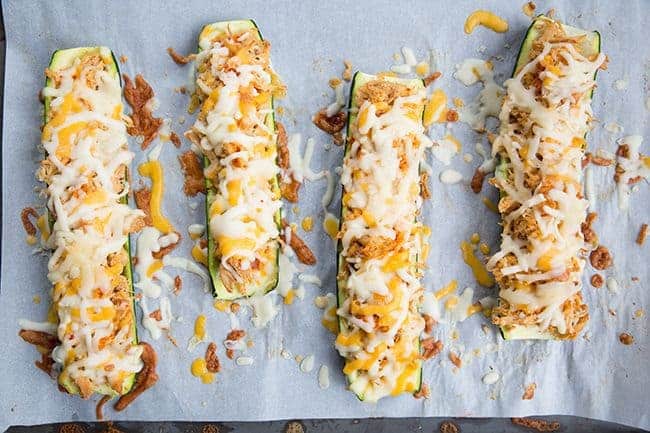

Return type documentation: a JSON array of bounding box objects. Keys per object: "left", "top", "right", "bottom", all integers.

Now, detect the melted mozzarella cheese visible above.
[
  {"left": 488, "top": 36, "right": 606, "bottom": 336},
  {"left": 336, "top": 78, "right": 432, "bottom": 401},
  {"left": 192, "top": 27, "right": 282, "bottom": 294},
  {"left": 40, "top": 50, "right": 144, "bottom": 395}
]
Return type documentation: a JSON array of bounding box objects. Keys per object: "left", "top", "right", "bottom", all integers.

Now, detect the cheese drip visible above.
[
  {"left": 191, "top": 24, "right": 284, "bottom": 296},
  {"left": 38, "top": 48, "right": 144, "bottom": 397},
  {"left": 487, "top": 20, "right": 606, "bottom": 339},
  {"left": 336, "top": 76, "right": 432, "bottom": 402}
]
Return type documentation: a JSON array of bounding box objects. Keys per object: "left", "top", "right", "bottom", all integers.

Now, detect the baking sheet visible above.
[{"left": 1, "top": 0, "right": 648, "bottom": 430}]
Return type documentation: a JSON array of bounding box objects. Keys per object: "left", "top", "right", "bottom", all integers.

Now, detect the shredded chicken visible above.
[
  {"left": 178, "top": 151, "right": 206, "bottom": 196},
  {"left": 420, "top": 172, "right": 431, "bottom": 199},
  {"left": 356, "top": 80, "right": 410, "bottom": 108},
  {"left": 276, "top": 123, "right": 301, "bottom": 202},
  {"left": 95, "top": 395, "right": 111, "bottom": 421},
  {"left": 19, "top": 329, "right": 58, "bottom": 350},
  {"left": 522, "top": 382, "right": 537, "bottom": 400},
  {"left": 123, "top": 74, "right": 163, "bottom": 149},
  {"left": 282, "top": 220, "right": 316, "bottom": 265},
  {"left": 313, "top": 109, "right": 347, "bottom": 135},
  {"left": 114, "top": 342, "right": 159, "bottom": 411},
  {"left": 133, "top": 187, "right": 153, "bottom": 226},
  {"left": 636, "top": 223, "right": 648, "bottom": 245},
  {"left": 170, "top": 131, "right": 181, "bottom": 148},
  {"left": 152, "top": 232, "right": 181, "bottom": 259},
  {"left": 173, "top": 275, "right": 182, "bottom": 295},
  {"left": 423, "top": 71, "right": 442, "bottom": 87},
  {"left": 421, "top": 338, "right": 443, "bottom": 360},
  {"left": 470, "top": 168, "right": 486, "bottom": 193},
  {"left": 167, "top": 47, "right": 195, "bottom": 65},
  {"left": 448, "top": 351, "right": 462, "bottom": 368},
  {"left": 20, "top": 207, "right": 39, "bottom": 236},
  {"left": 205, "top": 342, "right": 221, "bottom": 373}
]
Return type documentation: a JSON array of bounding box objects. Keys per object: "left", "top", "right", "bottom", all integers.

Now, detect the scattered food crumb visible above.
[
  {"left": 226, "top": 329, "right": 246, "bottom": 342},
  {"left": 235, "top": 356, "right": 254, "bottom": 366},
  {"left": 439, "top": 421, "right": 460, "bottom": 433},
  {"left": 313, "top": 109, "right": 347, "bottom": 134},
  {"left": 522, "top": 382, "right": 536, "bottom": 400},
  {"left": 119, "top": 55, "right": 128, "bottom": 64},
  {"left": 440, "top": 169, "right": 463, "bottom": 184},
  {"left": 20, "top": 207, "right": 38, "bottom": 236},
  {"left": 522, "top": 1, "right": 536, "bottom": 17},
  {"left": 328, "top": 78, "right": 341, "bottom": 89},
  {"left": 449, "top": 351, "right": 462, "bottom": 368},
  {"left": 300, "top": 354, "right": 315, "bottom": 373},
  {"left": 318, "top": 365, "right": 330, "bottom": 389},
  {"left": 511, "top": 417, "right": 560, "bottom": 432},
  {"left": 343, "top": 60, "right": 353, "bottom": 81},
  {"left": 170, "top": 131, "right": 181, "bottom": 148},
  {"left": 482, "top": 370, "right": 500, "bottom": 385},
  {"left": 284, "top": 421, "right": 304, "bottom": 433},
  {"left": 464, "top": 9, "right": 509, "bottom": 34},
  {"left": 590, "top": 274, "right": 604, "bottom": 288},
  {"left": 606, "top": 277, "right": 620, "bottom": 294},
  {"left": 178, "top": 150, "right": 206, "bottom": 196},
  {"left": 205, "top": 342, "right": 221, "bottom": 373},
  {"left": 424, "top": 71, "right": 442, "bottom": 87},
  {"left": 589, "top": 245, "right": 613, "bottom": 270},
  {"left": 415, "top": 61, "right": 430, "bottom": 77},
  {"left": 604, "top": 121, "right": 624, "bottom": 134},
  {"left": 167, "top": 47, "right": 194, "bottom": 65},
  {"left": 201, "top": 425, "right": 220, "bottom": 433},
  {"left": 619, "top": 332, "right": 634, "bottom": 345},
  {"left": 123, "top": 74, "right": 163, "bottom": 150},
  {"left": 423, "top": 314, "right": 436, "bottom": 334},
  {"left": 422, "top": 338, "right": 443, "bottom": 360},
  {"left": 636, "top": 223, "right": 648, "bottom": 245}
]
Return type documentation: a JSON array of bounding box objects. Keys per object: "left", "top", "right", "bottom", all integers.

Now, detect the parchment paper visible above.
[{"left": 1, "top": 0, "right": 648, "bottom": 430}]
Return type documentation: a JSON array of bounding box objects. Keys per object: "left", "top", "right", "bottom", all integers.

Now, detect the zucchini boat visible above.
[
  {"left": 190, "top": 20, "right": 284, "bottom": 300},
  {"left": 487, "top": 16, "right": 605, "bottom": 340},
  {"left": 39, "top": 47, "right": 144, "bottom": 397},
  {"left": 335, "top": 72, "right": 431, "bottom": 401}
]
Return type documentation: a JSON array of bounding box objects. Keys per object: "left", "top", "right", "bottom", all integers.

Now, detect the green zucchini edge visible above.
[
  {"left": 496, "top": 16, "right": 601, "bottom": 341},
  {"left": 43, "top": 47, "right": 138, "bottom": 396},
  {"left": 336, "top": 72, "right": 424, "bottom": 400},
  {"left": 198, "top": 20, "right": 281, "bottom": 300}
]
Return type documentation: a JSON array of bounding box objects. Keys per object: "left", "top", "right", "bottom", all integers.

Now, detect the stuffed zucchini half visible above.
[
  {"left": 335, "top": 72, "right": 431, "bottom": 401},
  {"left": 39, "top": 47, "right": 145, "bottom": 397},
  {"left": 487, "top": 16, "right": 606, "bottom": 340},
  {"left": 190, "top": 20, "right": 284, "bottom": 300}
]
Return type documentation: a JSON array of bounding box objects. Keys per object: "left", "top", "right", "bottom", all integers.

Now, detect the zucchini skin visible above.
[
  {"left": 43, "top": 47, "right": 138, "bottom": 396},
  {"left": 495, "top": 17, "right": 601, "bottom": 341},
  {"left": 336, "top": 72, "right": 424, "bottom": 400},
  {"left": 197, "top": 20, "right": 282, "bottom": 300}
]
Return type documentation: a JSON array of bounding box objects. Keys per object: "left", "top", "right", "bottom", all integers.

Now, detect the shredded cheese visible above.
[
  {"left": 487, "top": 18, "right": 606, "bottom": 338},
  {"left": 336, "top": 75, "right": 432, "bottom": 402},
  {"left": 38, "top": 48, "right": 144, "bottom": 397}
]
